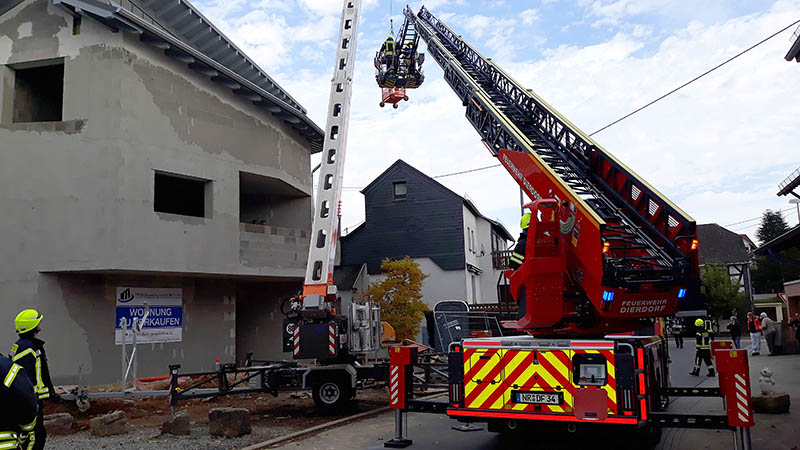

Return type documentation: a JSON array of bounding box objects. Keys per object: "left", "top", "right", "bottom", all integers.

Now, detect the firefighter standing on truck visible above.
[
  {"left": 0, "top": 353, "right": 38, "bottom": 450},
  {"left": 9, "top": 310, "right": 54, "bottom": 450},
  {"left": 690, "top": 317, "right": 715, "bottom": 377},
  {"left": 509, "top": 212, "right": 531, "bottom": 270}
]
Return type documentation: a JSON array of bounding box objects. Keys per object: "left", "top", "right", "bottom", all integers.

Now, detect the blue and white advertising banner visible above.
[{"left": 115, "top": 287, "right": 183, "bottom": 345}]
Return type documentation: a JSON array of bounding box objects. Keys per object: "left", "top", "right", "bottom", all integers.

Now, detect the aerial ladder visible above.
[
  {"left": 405, "top": 5, "right": 702, "bottom": 337},
  {"left": 382, "top": 6, "right": 753, "bottom": 449}
]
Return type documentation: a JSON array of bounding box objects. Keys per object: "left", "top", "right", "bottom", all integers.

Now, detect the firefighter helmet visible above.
[
  {"left": 694, "top": 318, "right": 704, "bottom": 327},
  {"left": 520, "top": 213, "right": 531, "bottom": 230},
  {"left": 15, "top": 309, "right": 43, "bottom": 334}
]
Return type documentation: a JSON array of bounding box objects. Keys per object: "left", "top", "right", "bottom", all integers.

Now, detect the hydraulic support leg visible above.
[
  {"left": 715, "top": 348, "right": 754, "bottom": 450},
  {"left": 385, "top": 346, "right": 417, "bottom": 448}
]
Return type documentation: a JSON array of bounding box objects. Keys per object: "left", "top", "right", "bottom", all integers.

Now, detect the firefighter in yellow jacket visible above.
[
  {"left": 9, "top": 310, "right": 54, "bottom": 450},
  {"left": 689, "top": 317, "right": 715, "bottom": 377}
]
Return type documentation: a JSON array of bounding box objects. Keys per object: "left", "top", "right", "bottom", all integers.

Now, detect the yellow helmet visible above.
[
  {"left": 694, "top": 318, "right": 704, "bottom": 327},
  {"left": 15, "top": 309, "right": 43, "bottom": 334},
  {"left": 520, "top": 213, "right": 531, "bottom": 230}
]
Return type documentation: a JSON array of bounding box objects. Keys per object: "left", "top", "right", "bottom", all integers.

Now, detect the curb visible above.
[{"left": 239, "top": 406, "right": 391, "bottom": 450}]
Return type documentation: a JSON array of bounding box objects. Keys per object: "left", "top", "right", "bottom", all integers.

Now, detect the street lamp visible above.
[{"left": 790, "top": 198, "right": 800, "bottom": 224}]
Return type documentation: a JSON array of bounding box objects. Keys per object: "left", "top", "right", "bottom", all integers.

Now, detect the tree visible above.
[
  {"left": 366, "top": 256, "right": 429, "bottom": 341},
  {"left": 701, "top": 265, "right": 745, "bottom": 319},
  {"left": 756, "top": 209, "right": 789, "bottom": 244}
]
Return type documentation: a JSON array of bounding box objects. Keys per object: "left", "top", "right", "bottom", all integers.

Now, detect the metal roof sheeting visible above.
[{"left": 54, "top": 0, "right": 323, "bottom": 152}]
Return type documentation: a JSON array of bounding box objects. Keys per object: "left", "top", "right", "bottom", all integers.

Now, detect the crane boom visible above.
[
  {"left": 400, "top": 6, "right": 701, "bottom": 334},
  {"left": 302, "top": 0, "right": 362, "bottom": 309}
]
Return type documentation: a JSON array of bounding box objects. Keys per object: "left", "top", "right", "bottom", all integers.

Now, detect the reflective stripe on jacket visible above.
[{"left": 10, "top": 338, "right": 52, "bottom": 400}]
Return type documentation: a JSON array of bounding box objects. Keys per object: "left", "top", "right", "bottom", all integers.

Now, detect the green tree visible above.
[
  {"left": 701, "top": 265, "right": 745, "bottom": 319},
  {"left": 366, "top": 256, "right": 429, "bottom": 341},
  {"left": 756, "top": 209, "right": 789, "bottom": 244}
]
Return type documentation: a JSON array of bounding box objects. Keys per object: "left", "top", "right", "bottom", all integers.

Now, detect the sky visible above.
[{"left": 190, "top": 0, "right": 800, "bottom": 243}]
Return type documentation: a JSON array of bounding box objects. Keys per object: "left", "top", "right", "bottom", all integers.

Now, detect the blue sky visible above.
[{"left": 192, "top": 0, "right": 800, "bottom": 241}]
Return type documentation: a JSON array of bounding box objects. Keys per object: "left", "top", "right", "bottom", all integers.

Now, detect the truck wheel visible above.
[{"left": 312, "top": 378, "right": 351, "bottom": 413}]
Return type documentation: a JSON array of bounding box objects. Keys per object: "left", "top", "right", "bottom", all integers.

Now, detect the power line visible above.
[
  {"left": 724, "top": 207, "right": 794, "bottom": 227},
  {"left": 589, "top": 18, "right": 800, "bottom": 137},
  {"left": 334, "top": 163, "right": 503, "bottom": 190}
]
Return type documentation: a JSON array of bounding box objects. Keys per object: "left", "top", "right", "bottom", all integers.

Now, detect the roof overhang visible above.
[
  {"left": 54, "top": 0, "right": 323, "bottom": 153},
  {"left": 754, "top": 225, "right": 800, "bottom": 266},
  {"left": 786, "top": 27, "right": 800, "bottom": 63},
  {"left": 778, "top": 167, "right": 800, "bottom": 198}
]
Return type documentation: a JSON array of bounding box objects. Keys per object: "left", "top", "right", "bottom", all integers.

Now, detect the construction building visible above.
[
  {"left": 338, "top": 160, "right": 513, "bottom": 311},
  {"left": 0, "top": 0, "right": 322, "bottom": 384}
]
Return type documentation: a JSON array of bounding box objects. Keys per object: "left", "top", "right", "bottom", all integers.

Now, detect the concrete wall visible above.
[
  {"left": 0, "top": 0, "right": 314, "bottom": 383},
  {"left": 463, "top": 205, "right": 510, "bottom": 304},
  {"left": 38, "top": 273, "right": 239, "bottom": 384}
]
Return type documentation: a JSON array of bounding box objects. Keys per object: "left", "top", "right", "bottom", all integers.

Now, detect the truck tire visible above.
[{"left": 312, "top": 378, "right": 351, "bottom": 413}]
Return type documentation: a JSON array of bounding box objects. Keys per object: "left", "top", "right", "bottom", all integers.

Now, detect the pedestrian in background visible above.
[
  {"left": 727, "top": 316, "right": 742, "bottom": 349},
  {"left": 760, "top": 312, "right": 777, "bottom": 356},
  {"left": 670, "top": 318, "right": 684, "bottom": 349},
  {"left": 790, "top": 313, "right": 800, "bottom": 354},
  {"left": 746, "top": 312, "right": 761, "bottom": 356}
]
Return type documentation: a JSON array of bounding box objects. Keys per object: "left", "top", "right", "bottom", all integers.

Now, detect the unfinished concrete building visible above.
[{"left": 0, "top": 0, "right": 323, "bottom": 384}]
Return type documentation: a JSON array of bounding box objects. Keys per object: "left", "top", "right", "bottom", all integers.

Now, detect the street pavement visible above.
[{"left": 273, "top": 337, "right": 798, "bottom": 450}]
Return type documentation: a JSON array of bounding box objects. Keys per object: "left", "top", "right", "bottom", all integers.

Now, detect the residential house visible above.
[
  {"left": 0, "top": 0, "right": 323, "bottom": 384},
  {"left": 338, "top": 160, "right": 514, "bottom": 314}
]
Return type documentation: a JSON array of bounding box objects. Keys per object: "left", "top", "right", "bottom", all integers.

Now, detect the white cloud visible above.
[
  {"left": 191, "top": 0, "right": 800, "bottom": 236},
  {"left": 520, "top": 8, "right": 539, "bottom": 25}
]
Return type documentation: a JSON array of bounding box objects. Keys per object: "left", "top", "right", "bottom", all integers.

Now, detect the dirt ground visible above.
[{"left": 47, "top": 387, "right": 390, "bottom": 432}]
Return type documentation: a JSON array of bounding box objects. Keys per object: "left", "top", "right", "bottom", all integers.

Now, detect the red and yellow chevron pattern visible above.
[{"left": 462, "top": 348, "right": 617, "bottom": 415}]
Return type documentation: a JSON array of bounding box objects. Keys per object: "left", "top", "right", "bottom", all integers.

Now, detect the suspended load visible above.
[{"left": 375, "top": 17, "right": 425, "bottom": 107}]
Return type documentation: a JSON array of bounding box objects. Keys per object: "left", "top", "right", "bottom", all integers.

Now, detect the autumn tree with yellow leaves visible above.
[{"left": 366, "top": 256, "right": 429, "bottom": 341}]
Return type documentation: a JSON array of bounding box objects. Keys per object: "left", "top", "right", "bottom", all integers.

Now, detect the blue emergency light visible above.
[
  {"left": 602, "top": 291, "right": 615, "bottom": 302},
  {"left": 678, "top": 288, "right": 687, "bottom": 299}
]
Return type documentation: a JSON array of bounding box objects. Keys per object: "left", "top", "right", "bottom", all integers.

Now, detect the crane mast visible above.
[{"left": 300, "top": 0, "right": 362, "bottom": 317}]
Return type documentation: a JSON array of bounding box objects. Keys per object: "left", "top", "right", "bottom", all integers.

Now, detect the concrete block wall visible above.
[{"left": 0, "top": 0, "right": 315, "bottom": 383}]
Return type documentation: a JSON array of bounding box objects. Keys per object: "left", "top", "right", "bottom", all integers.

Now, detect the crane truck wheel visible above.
[{"left": 312, "top": 377, "right": 352, "bottom": 414}]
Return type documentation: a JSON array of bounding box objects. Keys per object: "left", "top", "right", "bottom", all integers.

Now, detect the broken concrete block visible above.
[
  {"left": 90, "top": 410, "right": 131, "bottom": 436},
  {"left": 208, "top": 407, "right": 251, "bottom": 438},
  {"left": 44, "top": 413, "right": 75, "bottom": 435},
  {"left": 161, "top": 411, "right": 190, "bottom": 436},
  {"left": 752, "top": 393, "right": 790, "bottom": 414}
]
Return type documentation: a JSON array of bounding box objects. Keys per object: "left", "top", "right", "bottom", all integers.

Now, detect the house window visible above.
[
  {"left": 154, "top": 171, "right": 211, "bottom": 218},
  {"left": 393, "top": 181, "right": 407, "bottom": 200},
  {"left": 467, "top": 227, "right": 473, "bottom": 251},
  {"left": 12, "top": 59, "right": 64, "bottom": 123},
  {"left": 471, "top": 229, "right": 476, "bottom": 254}
]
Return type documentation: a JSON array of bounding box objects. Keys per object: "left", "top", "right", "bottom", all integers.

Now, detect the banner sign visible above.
[{"left": 115, "top": 287, "right": 183, "bottom": 344}]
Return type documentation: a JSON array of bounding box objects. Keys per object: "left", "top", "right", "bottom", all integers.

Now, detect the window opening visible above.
[{"left": 154, "top": 172, "right": 210, "bottom": 218}]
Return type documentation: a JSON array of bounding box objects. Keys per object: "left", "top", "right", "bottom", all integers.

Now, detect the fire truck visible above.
[
  {"left": 377, "top": 6, "right": 755, "bottom": 450},
  {"left": 169, "top": 3, "right": 753, "bottom": 446}
]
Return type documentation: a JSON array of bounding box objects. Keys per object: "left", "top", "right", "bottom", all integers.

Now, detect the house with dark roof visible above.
[
  {"left": 338, "top": 160, "right": 514, "bottom": 311},
  {"left": 0, "top": 0, "right": 323, "bottom": 384},
  {"left": 697, "top": 223, "right": 754, "bottom": 305}
]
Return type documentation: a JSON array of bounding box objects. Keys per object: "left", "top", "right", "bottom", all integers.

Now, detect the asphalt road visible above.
[{"left": 275, "top": 339, "right": 725, "bottom": 450}]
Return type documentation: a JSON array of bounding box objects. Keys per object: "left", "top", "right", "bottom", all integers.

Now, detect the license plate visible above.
[{"left": 514, "top": 391, "right": 562, "bottom": 405}]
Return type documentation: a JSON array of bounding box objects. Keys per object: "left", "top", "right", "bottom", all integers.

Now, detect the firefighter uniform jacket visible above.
[
  {"left": 9, "top": 337, "right": 54, "bottom": 401},
  {"left": 509, "top": 229, "right": 528, "bottom": 270},
  {"left": 0, "top": 354, "right": 38, "bottom": 449},
  {"left": 696, "top": 328, "right": 713, "bottom": 349}
]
